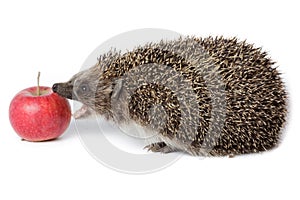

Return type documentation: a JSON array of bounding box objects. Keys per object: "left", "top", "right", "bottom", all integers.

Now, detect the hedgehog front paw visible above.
[
  {"left": 144, "top": 142, "right": 175, "bottom": 153},
  {"left": 73, "top": 105, "right": 93, "bottom": 119}
]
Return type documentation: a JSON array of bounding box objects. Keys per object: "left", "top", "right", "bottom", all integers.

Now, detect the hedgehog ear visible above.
[{"left": 111, "top": 78, "right": 123, "bottom": 100}]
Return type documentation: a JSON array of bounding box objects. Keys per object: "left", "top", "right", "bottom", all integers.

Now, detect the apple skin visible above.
[{"left": 9, "top": 86, "right": 71, "bottom": 141}]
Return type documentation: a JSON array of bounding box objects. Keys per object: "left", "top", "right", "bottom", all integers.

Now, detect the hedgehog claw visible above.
[{"left": 144, "top": 142, "right": 175, "bottom": 154}]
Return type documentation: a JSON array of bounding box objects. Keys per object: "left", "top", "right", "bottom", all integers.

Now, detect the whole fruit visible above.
[{"left": 9, "top": 86, "right": 71, "bottom": 141}]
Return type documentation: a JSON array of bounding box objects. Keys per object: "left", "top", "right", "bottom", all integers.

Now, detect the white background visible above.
[{"left": 0, "top": 0, "right": 299, "bottom": 199}]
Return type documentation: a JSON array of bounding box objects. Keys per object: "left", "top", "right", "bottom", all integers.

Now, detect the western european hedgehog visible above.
[{"left": 52, "top": 36, "right": 287, "bottom": 156}]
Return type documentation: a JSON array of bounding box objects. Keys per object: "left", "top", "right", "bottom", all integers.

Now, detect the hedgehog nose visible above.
[{"left": 52, "top": 83, "right": 58, "bottom": 93}]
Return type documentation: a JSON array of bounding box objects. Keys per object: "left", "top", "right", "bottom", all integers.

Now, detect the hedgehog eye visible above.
[{"left": 80, "top": 83, "right": 90, "bottom": 93}]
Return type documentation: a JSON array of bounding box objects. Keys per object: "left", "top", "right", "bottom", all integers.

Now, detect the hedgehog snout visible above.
[
  {"left": 52, "top": 83, "right": 59, "bottom": 92},
  {"left": 52, "top": 82, "right": 76, "bottom": 100}
]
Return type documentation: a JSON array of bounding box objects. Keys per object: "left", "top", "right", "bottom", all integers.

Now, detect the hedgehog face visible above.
[
  {"left": 73, "top": 77, "right": 96, "bottom": 104},
  {"left": 52, "top": 65, "right": 114, "bottom": 114}
]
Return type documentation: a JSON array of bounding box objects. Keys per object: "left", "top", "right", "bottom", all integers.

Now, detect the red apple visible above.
[{"left": 9, "top": 86, "right": 71, "bottom": 141}]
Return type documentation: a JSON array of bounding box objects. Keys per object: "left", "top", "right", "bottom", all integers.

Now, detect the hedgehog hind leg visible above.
[{"left": 144, "top": 142, "right": 176, "bottom": 153}]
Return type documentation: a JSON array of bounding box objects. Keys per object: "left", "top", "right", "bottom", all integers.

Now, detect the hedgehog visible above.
[{"left": 52, "top": 36, "right": 287, "bottom": 156}]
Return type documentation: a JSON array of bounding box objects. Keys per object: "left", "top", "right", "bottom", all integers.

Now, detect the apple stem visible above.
[{"left": 37, "top": 71, "right": 41, "bottom": 96}]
